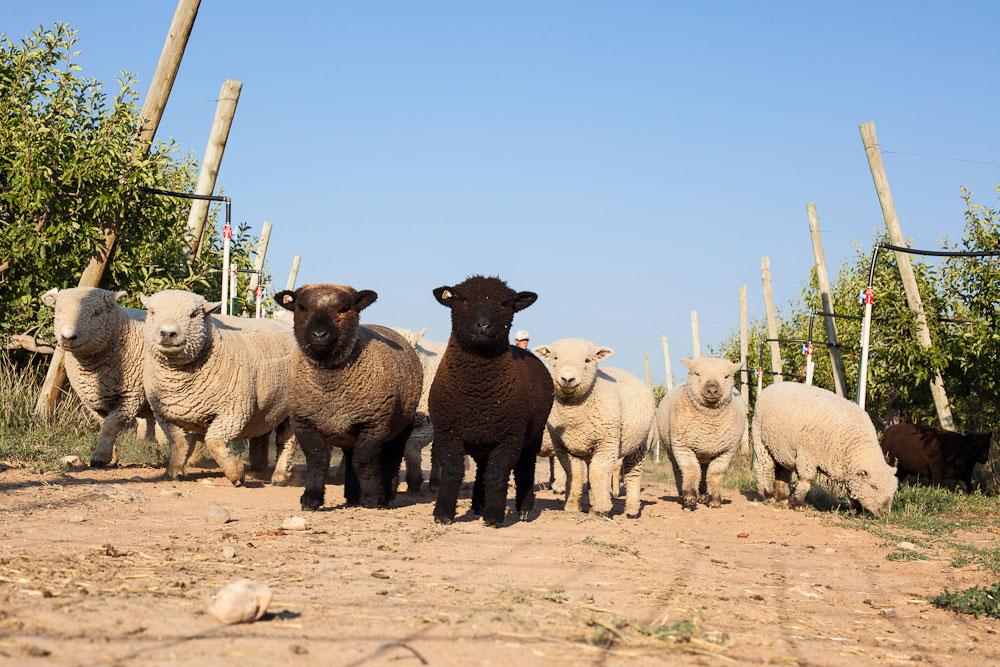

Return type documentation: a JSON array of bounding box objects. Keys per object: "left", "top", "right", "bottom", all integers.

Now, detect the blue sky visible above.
[{"left": 5, "top": 2, "right": 999, "bottom": 381}]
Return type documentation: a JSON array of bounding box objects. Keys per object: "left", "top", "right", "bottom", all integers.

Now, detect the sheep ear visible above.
[
  {"left": 275, "top": 290, "right": 296, "bottom": 311},
  {"left": 354, "top": 290, "right": 377, "bottom": 312},
  {"left": 412, "top": 328, "right": 426, "bottom": 344},
  {"left": 203, "top": 301, "right": 222, "bottom": 315},
  {"left": 138, "top": 294, "right": 151, "bottom": 309},
  {"left": 533, "top": 345, "right": 553, "bottom": 359},
  {"left": 681, "top": 358, "right": 695, "bottom": 370},
  {"left": 730, "top": 361, "right": 743, "bottom": 375},
  {"left": 433, "top": 286, "right": 455, "bottom": 307},
  {"left": 110, "top": 290, "right": 128, "bottom": 303},
  {"left": 512, "top": 291, "right": 537, "bottom": 312},
  {"left": 41, "top": 288, "right": 59, "bottom": 307},
  {"left": 593, "top": 346, "right": 614, "bottom": 361}
]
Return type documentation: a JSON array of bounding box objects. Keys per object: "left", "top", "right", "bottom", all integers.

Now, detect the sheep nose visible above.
[
  {"left": 309, "top": 328, "right": 331, "bottom": 342},
  {"left": 475, "top": 319, "right": 492, "bottom": 334},
  {"left": 559, "top": 373, "right": 576, "bottom": 386},
  {"left": 704, "top": 382, "right": 721, "bottom": 397},
  {"left": 159, "top": 325, "right": 179, "bottom": 340},
  {"left": 60, "top": 327, "right": 77, "bottom": 341}
]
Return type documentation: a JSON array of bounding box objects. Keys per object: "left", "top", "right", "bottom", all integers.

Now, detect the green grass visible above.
[
  {"left": 886, "top": 549, "right": 929, "bottom": 562},
  {"left": 932, "top": 581, "right": 1000, "bottom": 619}
]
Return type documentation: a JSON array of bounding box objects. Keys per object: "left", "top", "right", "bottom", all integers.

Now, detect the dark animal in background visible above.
[
  {"left": 276, "top": 284, "right": 422, "bottom": 511},
  {"left": 428, "top": 275, "right": 554, "bottom": 527},
  {"left": 881, "top": 423, "right": 992, "bottom": 491}
]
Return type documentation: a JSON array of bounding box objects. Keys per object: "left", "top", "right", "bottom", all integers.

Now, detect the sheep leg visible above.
[
  {"left": 202, "top": 438, "right": 246, "bottom": 486},
  {"left": 471, "top": 454, "right": 487, "bottom": 516},
  {"left": 513, "top": 445, "right": 538, "bottom": 520},
  {"left": 665, "top": 444, "right": 683, "bottom": 498},
  {"left": 432, "top": 436, "right": 464, "bottom": 525},
  {"left": 271, "top": 422, "right": 297, "bottom": 486},
  {"left": 551, "top": 454, "right": 568, "bottom": 495},
  {"left": 142, "top": 416, "right": 157, "bottom": 443},
  {"left": 90, "top": 408, "right": 129, "bottom": 468},
  {"left": 790, "top": 460, "right": 816, "bottom": 509},
  {"left": 161, "top": 420, "right": 190, "bottom": 480},
  {"left": 481, "top": 448, "right": 516, "bottom": 528},
  {"left": 298, "top": 428, "right": 332, "bottom": 511},
  {"left": 753, "top": 421, "right": 776, "bottom": 500},
  {"left": 773, "top": 467, "right": 793, "bottom": 505},
  {"left": 341, "top": 449, "right": 362, "bottom": 505},
  {"left": 587, "top": 456, "right": 615, "bottom": 516},
  {"left": 705, "top": 452, "right": 735, "bottom": 508},
  {"left": 403, "top": 440, "right": 424, "bottom": 494},
  {"left": 621, "top": 448, "right": 645, "bottom": 519},
  {"left": 561, "top": 447, "right": 586, "bottom": 513},
  {"left": 611, "top": 461, "right": 622, "bottom": 498},
  {"left": 672, "top": 446, "right": 702, "bottom": 510},
  {"left": 349, "top": 434, "right": 389, "bottom": 509},
  {"left": 379, "top": 423, "right": 412, "bottom": 506},
  {"left": 248, "top": 435, "right": 270, "bottom": 476}
]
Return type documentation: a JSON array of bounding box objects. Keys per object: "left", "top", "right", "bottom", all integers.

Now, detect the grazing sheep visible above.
[
  {"left": 882, "top": 423, "right": 992, "bottom": 491},
  {"left": 429, "top": 276, "right": 554, "bottom": 527},
  {"left": 534, "top": 338, "right": 655, "bottom": 518},
  {"left": 391, "top": 327, "right": 447, "bottom": 494},
  {"left": 276, "top": 284, "right": 421, "bottom": 511},
  {"left": 42, "top": 287, "right": 158, "bottom": 467},
  {"left": 753, "top": 382, "right": 898, "bottom": 515},
  {"left": 657, "top": 357, "right": 745, "bottom": 509},
  {"left": 140, "top": 290, "right": 297, "bottom": 485}
]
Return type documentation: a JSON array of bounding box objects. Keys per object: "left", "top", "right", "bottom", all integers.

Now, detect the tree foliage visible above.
[{"left": 0, "top": 24, "right": 266, "bottom": 347}]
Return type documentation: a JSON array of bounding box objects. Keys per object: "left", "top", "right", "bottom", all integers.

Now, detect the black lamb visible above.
[{"left": 428, "top": 275, "right": 554, "bottom": 527}]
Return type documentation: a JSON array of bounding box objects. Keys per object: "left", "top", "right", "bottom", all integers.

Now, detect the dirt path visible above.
[{"left": 0, "top": 465, "right": 996, "bottom": 666}]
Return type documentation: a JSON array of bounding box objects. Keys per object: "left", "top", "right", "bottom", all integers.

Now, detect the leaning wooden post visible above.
[
  {"left": 690, "top": 311, "right": 701, "bottom": 358},
  {"left": 739, "top": 285, "right": 750, "bottom": 453},
  {"left": 35, "top": 0, "right": 200, "bottom": 420},
  {"left": 760, "top": 256, "right": 783, "bottom": 382},
  {"left": 188, "top": 79, "right": 243, "bottom": 259},
  {"left": 642, "top": 355, "right": 653, "bottom": 388},
  {"left": 859, "top": 121, "right": 955, "bottom": 430},
  {"left": 285, "top": 255, "right": 302, "bottom": 291},
  {"left": 660, "top": 336, "right": 674, "bottom": 391},
  {"left": 807, "top": 203, "right": 848, "bottom": 396},
  {"left": 246, "top": 221, "right": 272, "bottom": 306}
]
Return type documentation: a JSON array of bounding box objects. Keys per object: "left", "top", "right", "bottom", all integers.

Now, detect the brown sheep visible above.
[{"left": 881, "top": 423, "right": 992, "bottom": 491}]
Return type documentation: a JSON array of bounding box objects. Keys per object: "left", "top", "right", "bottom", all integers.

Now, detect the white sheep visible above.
[
  {"left": 534, "top": 338, "right": 655, "bottom": 518},
  {"left": 657, "top": 357, "right": 745, "bottom": 509},
  {"left": 140, "top": 290, "right": 297, "bottom": 485},
  {"left": 42, "top": 287, "right": 166, "bottom": 467},
  {"left": 753, "top": 382, "right": 898, "bottom": 515}
]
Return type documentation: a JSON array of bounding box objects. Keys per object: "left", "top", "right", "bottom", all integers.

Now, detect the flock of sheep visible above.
[{"left": 43, "top": 274, "right": 907, "bottom": 526}]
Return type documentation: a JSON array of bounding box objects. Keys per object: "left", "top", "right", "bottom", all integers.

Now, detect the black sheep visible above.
[
  {"left": 428, "top": 276, "right": 554, "bottom": 527},
  {"left": 881, "top": 423, "right": 992, "bottom": 491}
]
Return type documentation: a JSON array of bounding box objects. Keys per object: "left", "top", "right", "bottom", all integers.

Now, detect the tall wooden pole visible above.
[
  {"left": 246, "top": 221, "right": 272, "bottom": 305},
  {"left": 35, "top": 0, "right": 200, "bottom": 420},
  {"left": 285, "top": 255, "right": 302, "bottom": 291},
  {"left": 690, "top": 311, "right": 701, "bottom": 358},
  {"left": 859, "top": 121, "right": 955, "bottom": 430},
  {"left": 188, "top": 78, "right": 243, "bottom": 258},
  {"left": 660, "top": 335, "right": 674, "bottom": 391},
  {"left": 642, "top": 355, "right": 653, "bottom": 388},
  {"left": 807, "top": 203, "right": 848, "bottom": 396},
  {"left": 760, "top": 256, "right": 783, "bottom": 382}
]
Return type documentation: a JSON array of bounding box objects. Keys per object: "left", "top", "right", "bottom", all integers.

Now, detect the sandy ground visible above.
[{"left": 0, "top": 461, "right": 997, "bottom": 667}]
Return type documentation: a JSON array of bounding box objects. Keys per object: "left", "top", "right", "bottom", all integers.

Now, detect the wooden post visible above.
[
  {"left": 188, "top": 79, "right": 243, "bottom": 258},
  {"left": 760, "top": 256, "right": 783, "bottom": 382},
  {"left": 807, "top": 202, "right": 848, "bottom": 396},
  {"left": 739, "top": 284, "right": 750, "bottom": 403},
  {"left": 286, "top": 255, "right": 302, "bottom": 291},
  {"left": 690, "top": 311, "right": 701, "bottom": 358},
  {"left": 246, "top": 221, "right": 272, "bottom": 305},
  {"left": 859, "top": 121, "right": 955, "bottom": 430},
  {"left": 35, "top": 0, "right": 200, "bottom": 420},
  {"left": 660, "top": 336, "right": 674, "bottom": 391},
  {"left": 642, "top": 355, "right": 653, "bottom": 388}
]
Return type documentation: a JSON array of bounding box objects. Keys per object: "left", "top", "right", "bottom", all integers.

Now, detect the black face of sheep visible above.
[
  {"left": 433, "top": 276, "right": 537, "bottom": 354},
  {"left": 276, "top": 285, "right": 377, "bottom": 363}
]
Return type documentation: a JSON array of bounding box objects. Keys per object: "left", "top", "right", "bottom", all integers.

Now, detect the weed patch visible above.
[{"left": 932, "top": 582, "right": 1000, "bottom": 619}]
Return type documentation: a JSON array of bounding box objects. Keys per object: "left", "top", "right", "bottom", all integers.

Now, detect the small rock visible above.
[
  {"left": 222, "top": 545, "right": 237, "bottom": 559},
  {"left": 879, "top": 607, "right": 898, "bottom": 618},
  {"left": 206, "top": 506, "right": 231, "bottom": 525},
  {"left": 59, "top": 455, "right": 81, "bottom": 468},
  {"left": 199, "top": 478, "right": 216, "bottom": 486},
  {"left": 281, "top": 516, "right": 309, "bottom": 531},
  {"left": 896, "top": 541, "right": 917, "bottom": 551},
  {"left": 67, "top": 514, "right": 86, "bottom": 524},
  {"left": 160, "top": 488, "right": 183, "bottom": 497},
  {"left": 206, "top": 579, "right": 272, "bottom": 624}
]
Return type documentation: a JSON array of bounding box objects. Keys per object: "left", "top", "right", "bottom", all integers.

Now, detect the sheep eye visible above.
[
  {"left": 585, "top": 358, "right": 592, "bottom": 364},
  {"left": 189, "top": 310, "right": 200, "bottom": 318},
  {"left": 337, "top": 306, "right": 351, "bottom": 314}
]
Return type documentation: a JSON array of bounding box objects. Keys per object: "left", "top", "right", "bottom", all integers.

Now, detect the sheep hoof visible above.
[
  {"left": 518, "top": 510, "right": 532, "bottom": 521},
  {"left": 593, "top": 510, "right": 610, "bottom": 518},
  {"left": 483, "top": 518, "right": 503, "bottom": 528},
  {"left": 164, "top": 467, "right": 185, "bottom": 481},
  {"left": 300, "top": 492, "right": 324, "bottom": 512},
  {"left": 433, "top": 513, "right": 454, "bottom": 525},
  {"left": 89, "top": 457, "right": 111, "bottom": 469},
  {"left": 681, "top": 497, "right": 698, "bottom": 511},
  {"left": 626, "top": 511, "right": 640, "bottom": 519}
]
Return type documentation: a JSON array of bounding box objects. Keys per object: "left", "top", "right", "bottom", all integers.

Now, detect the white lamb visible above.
[
  {"left": 657, "top": 357, "right": 745, "bottom": 509},
  {"left": 753, "top": 382, "right": 898, "bottom": 515},
  {"left": 140, "top": 290, "right": 297, "bottom": 485},
  {"left": 534, "top": 338, "right": 655, "bottom": 518}
]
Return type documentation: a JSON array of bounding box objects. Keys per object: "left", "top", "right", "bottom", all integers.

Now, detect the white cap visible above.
[{"left": 514, "top": 330, "right": 530, "bottom": 341}]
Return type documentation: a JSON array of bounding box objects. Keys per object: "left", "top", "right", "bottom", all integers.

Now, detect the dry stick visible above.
[
  {"left": 642, "top": 355, "right": 653, "bottom": 389},
  {"left": 34, "top": 0, "right": 201, "bottom": 420},
  {"left": 858, "top": 121, "right": 955, "bottom": 430},
  {"left": 246, "top": 221, "right": 272, "bottom": 306},
  {"left": 285, "top": 255, "right": 302, "bottom": 291},
  {"left": 187, "top": 78, "right": 243, "bottom": 259},
  {"left": 690, "top": 311, "right": 701, "bottom": 358},
  {"left": 738, "top": 285, "right": 750, "bottom": 454},
  {"left": 660, "top": 335, "right": 674, "bottom": 391},
  {"left": 807, "top": 202, "right": 848, "bottom": 396},
  {"left": 760, "top": 256, "right": 783, "bottom": 382}
]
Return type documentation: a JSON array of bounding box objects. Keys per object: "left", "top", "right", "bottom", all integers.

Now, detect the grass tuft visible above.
[{"left": 932, "top": 581, "right": 1000, "bottom": 619}]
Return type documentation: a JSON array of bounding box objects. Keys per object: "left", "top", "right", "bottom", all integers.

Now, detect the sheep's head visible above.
[
  {"left": 681, "top": 357, "right": 741, "bottom": 408},
  {"left": 534, "top": 338, "right": 613, "bottom": 401},
  {"left": 275, "top": 284, "right": 376, "bottom": 365},
  {"left": 433, "top": 276, "right": 536, "bottom": 355},
  {"left": 847, "top": 462, "right": 898, "bottom": 517},
  {"left": 969, "top": 432, "right": 993, "bottom": 465},
  {"left": 140, "top": 290, "right": 221, "bottom": 364},
  {"left": 42, "top": 287, "right": 128, "bottom": 355}
]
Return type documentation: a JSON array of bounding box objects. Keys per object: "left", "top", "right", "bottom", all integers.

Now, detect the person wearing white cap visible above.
[{"left": 514, "top": 330, "right": 530, "bottom": 349}]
